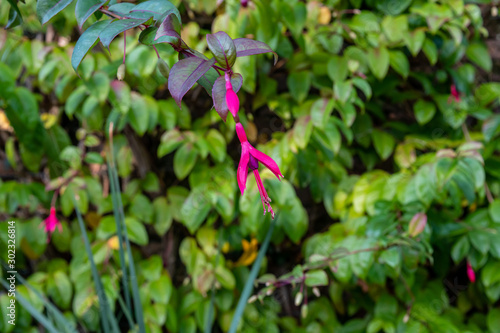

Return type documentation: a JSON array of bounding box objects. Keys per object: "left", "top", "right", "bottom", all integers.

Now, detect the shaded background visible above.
[{"left": 1, "top": 0, "right": 500, "bottom": 332}]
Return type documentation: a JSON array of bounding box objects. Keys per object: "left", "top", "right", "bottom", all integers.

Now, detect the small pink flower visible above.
[
  {"left": 466, "top": 260, "right": 476, "bottom": 283},
  {"left": 241, "top": 0, "right": 249, "bottom": 7},
  {"left": 40, "top": 207, "right": 62, "bottom": 242},
  {"left": 450, "top": 84, "right": 460, "bottom": 102},
  {"left": 236, "top": 123, "right": 283, "bottom": 219},
  {"left": 225, "top": 72, "right": 240, "bottom": 118}
]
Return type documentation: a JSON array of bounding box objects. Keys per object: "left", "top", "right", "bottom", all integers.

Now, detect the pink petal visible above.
[
  {"left": 237, "top": 144, "right": 250, "bottom": 195},
  {"left": 249, "top": 148, "right": 283, "bottom": 180},
  {"left": 467, "top": 261, "right": 476, "bottom": 283},
  {"left": 226, "top": 88, "right": 240, "bottom": 117},
  {"left": 235, "top": 123, "right": 248, "bottom": 143}
]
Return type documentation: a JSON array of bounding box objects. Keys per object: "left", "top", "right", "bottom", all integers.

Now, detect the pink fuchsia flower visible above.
[
  {"left": 450, "top": 84, "right": 460, "bottom": 102},
  {"left": 466, "top": 261, "right": 476, "bottom": 283},
  {"left": 225, "top": 72, "right": 240, "bottom": 118},
  {"left": 40, "top": 207, "right": 62, "bottom": 242},
  {"left": 236, "top": 122, "right": 283, "bottom": 219}
]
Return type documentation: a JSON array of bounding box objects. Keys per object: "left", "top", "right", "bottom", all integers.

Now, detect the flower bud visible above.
[
  {"left": 409, "top": 212, "right": 427, "bottom": 237},
  {"left": 157, "top": 58, "right": 170, "bottom": 79},
  {"left": 294, "top": 292, "right": 303, "bottom": 306},
  {"left": 117, "top": 63, "right": 126, "bottom": 81},
  {"left": 301, "top": 304, "right": 308, "bottom": 318}
]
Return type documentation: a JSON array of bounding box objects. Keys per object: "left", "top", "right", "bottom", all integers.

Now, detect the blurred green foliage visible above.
[{"left": 1, "top": 0, "right": 500, "bottom": 332}]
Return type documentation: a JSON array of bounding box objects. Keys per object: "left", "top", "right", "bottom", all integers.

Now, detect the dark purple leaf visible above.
[
  {"left": 212, "top": 73, "right": 243, "bottom": 122},
  {"left": 168, "top": 57, "right": 216, "bottom": 107},
  {"left": 234, "top": 38, "right": 278, "bottom": 65},
  {"left": 155, "top": 12, "right": 181, "bottom": 47},
  {"left": 206, "top": 31, "right": 236, "bottom": 69}
]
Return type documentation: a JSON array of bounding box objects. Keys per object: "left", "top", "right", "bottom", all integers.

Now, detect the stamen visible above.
[{"left": 253, "top": 170, "right": 275, "bottom": 219}]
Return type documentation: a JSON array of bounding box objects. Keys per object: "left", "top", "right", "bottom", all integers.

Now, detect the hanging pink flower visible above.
[
  {"left": 466, "top": 260, "right": 476, "bottom": 283},
  {"left": 40, "top": 207, "right": 62, "bottom": 242},
  {"left": 225, "top": 72, "right": 240, "bottom": 118},
  {"left": 450, "top": 84, "right": 460, "bottom": 102},
  {"left": 236, "top": 123, "right": 283, "bottom": 218}
]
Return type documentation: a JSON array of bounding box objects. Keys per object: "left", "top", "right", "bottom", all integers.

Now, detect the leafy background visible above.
[{"left": 2, "top": 0, "right": 500, "bottom": 332}]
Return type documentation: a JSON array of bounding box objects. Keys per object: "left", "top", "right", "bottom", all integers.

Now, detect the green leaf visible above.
[
  {"left": 382, "top": 15, "right": 408, "bottom": 43},
  {"left": 469, "top": 230, "right": 490, "bottom": 254},
  {"left": 413, "top": 99, "right": 436, "bottom": 125},
  {"left": 206, "top": 31, "right": 237, "bottom": 69},
  {"left": 489, "top": 200, "right": 500, "bottom": 224},
  {"left": 100, "top": 17, "right": 150, "bottom": 50},
  {"left": 174, "top": 143, "right": 198, "bottom": 180},
  {"left": 153, "top": 197, "right": 172, "bottom": 235},
  {"left": 422, "top": 38, "right": 438, "bottom": 65},
  {"left": 287, "top": 71, "right": 311, "bottom": 103},
  {"left": 293, "top": 116, "right": 313, "bottom": 149},
  {"left": 483, "top": 115, "right": 500, "bottom": 142},
  {"left": 215, "top": 266, "right": 236, "bottom": 290},
  {"left": 372, "top": 129, "right": 395, "bottom": 160},
  {"left": 389, "top": 50, "right": 409, "bottom": 79},
  {"left": 72, "top": 20, "right": 112, "bottom": 72},
  {"left": 451, "top": 236, "right": 469, "bottom": 263},
  {"left": 125, "top": 217, "right": 149, "bottom": 245},
  {"left": 305, "top": 270, "right": 328, "bottom": 287},
  {"left": 334, "top": 81, "right": 353, "bottom": 104},
  {"left": 129, "top": 92, "right": 150, "bottom": 136},
  {"left": 367, "top": 47, "right": 390, "bottom": 80},
  {"left": 466, "top": 42, "right": 492, "bottom": 72},
  {"left": 206, "top": 129, "right": 226, "bottom": 163},
  {"left": 405, "top": 29, "right": 426, "bottom": 57},
  {"left": 487, "top": 308, "right": 500, "bottom": 333},
  {"left": 36, "top": 0, "right": 74, "bottom": 25},
  {"left": 327, "top": 56, "right": 348, "bottom": 83},
  {"left": 86, "top": 71, "right": 110, "bottom": 103},
  {"left": 181, "top": 189, "right": 211, "bottom": 234},
  {"left": 228, "top": 221, "right": 275, "bottom": 333},
  {"left": 75, "top": 0, "right": 106, "bottom": 28}
]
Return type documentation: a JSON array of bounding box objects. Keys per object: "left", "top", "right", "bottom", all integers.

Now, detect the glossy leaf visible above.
[
  {"left": 72, "top": 20, "right": 112, "bottom": 72},
  {"left": 99, "top": 17, "right": 150, "bottom": 50},
  {"left": 233, "top": 38, "right": 278, "bottom": 65},
  {"left": 206, "top": 31, "right": 237, "bottom": 69},
  {"left": 168, "top": 57, "right": 216, "bottom": 107},
  {"left": 211, "top": 73, "right": 243, "bottom": 121},
  {"left": 36, "top": 0, "right": 74, "bottom": 24},
  {"left": 75, "top": 0, "right": 106, "bottom": 28}
]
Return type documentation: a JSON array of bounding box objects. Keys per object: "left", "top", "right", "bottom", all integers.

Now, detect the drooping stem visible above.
[{"left": 123, "top": 30, "right": 126, "bottom": 64}]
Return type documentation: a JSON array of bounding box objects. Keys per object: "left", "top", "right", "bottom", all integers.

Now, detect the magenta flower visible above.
[
  {"left": 241, "top": 0, "right": 249, "bottom": 7},
  {"left": 40, "top": 207, "right": 62, "bottom": 242},
  {"left": 450, "top": 84, "right": 460, "bottom": 102},
  {"left": 236, "top": 123, "right": 283, "bottom": 218},
  {"left": 225, "top": 72, "right": 240, "bottom": 118},
  {"left": 466, "top": 261, "right": 476, "bottom": 283}
]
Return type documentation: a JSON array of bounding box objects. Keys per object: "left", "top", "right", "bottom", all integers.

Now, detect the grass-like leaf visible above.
[
  {"left": 107, "top": 160, "right": 132, "bottom": 313},
  {"left": 204, "top": 231, "right": 224, "bottom": 333},
  {"left": 10, "top": 272, "right": 75, "bottom": 332},
  {"left": 228, "top": 218, "right": 276, "bottom": 333},
  {"left": 0, "top": 279, "right": 60, "bottom": 333},
  {"left": 72, "top": 197, "right": 120, "bottom": 333},
  {"left": 108, "top": 124, "right": 146, "bottom": 333}
]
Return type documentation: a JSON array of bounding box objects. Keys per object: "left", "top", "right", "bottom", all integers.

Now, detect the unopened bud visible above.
[
  {"left": 492, "top": 6, "right": 498, "bottom": 17},
  {"left": 301, "top": 304, "right": 308, "bottom": 318},
  {"left": 294, "top": 292, "right": 303, "bottom": 306},
  {"left": 157, "top": 58, "right": 170, "bottom": 79},
  {"left": 117, "top": 64, "right": 126, "bottom": 81},
  {"left": 312, "top": 287, "right": 320, "bottom": 297},
  {"left": 408, "top": 212, "right": 427, "bottom": 237},
  {"left": 248, "top": 295, "right": 258, "bottom": 303}
]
